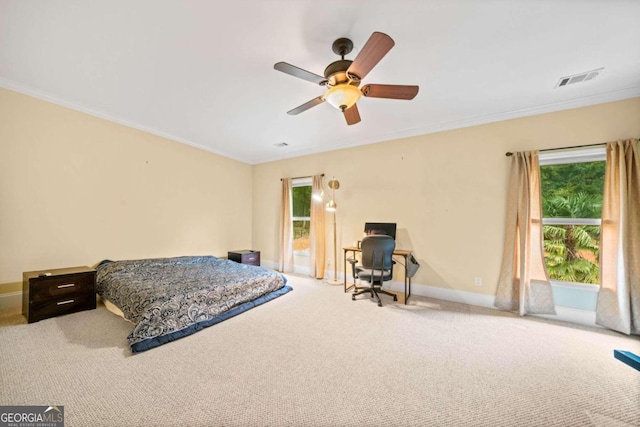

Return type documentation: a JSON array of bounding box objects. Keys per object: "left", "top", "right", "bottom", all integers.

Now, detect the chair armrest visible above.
[{"left": 346, "top": 258, "right": 358, "bottom": 279}]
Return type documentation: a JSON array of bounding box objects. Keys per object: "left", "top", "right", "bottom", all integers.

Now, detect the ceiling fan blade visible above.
[
  {"left": 274, "top": 62, "right": 328, "bottom": 85},
  {"left": 361, "top": 84, "right": 419, "bottom": 100},
  {"left": 343, "top": 104, "right": 361, "bottom": 126},
  {"left": 287, "top": 96, "right": 325, "bottom": 115},
  {"left": 346, "top": 32, "right": 395, "bottom": 80}
]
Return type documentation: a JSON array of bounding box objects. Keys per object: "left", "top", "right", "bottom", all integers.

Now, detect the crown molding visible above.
[
  {"left": 0, "top": 78, "right": 249, "bottom": 164},
  {"left": 3, "top": 77, "right": 639, "bottom": 165},
  {"left": 252, "top": 86, "right": 640, "bottom": 164}
]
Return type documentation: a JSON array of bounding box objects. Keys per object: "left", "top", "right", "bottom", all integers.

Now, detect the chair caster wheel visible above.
[
  {"left": 352, "top": 296, "right": 355, "bottom": 301},
  {"left": 378, "top": 302, "right": 383, "bottom": 307},
  {"left": 393, "top": 296, "right": 398, "bottom": 301}
]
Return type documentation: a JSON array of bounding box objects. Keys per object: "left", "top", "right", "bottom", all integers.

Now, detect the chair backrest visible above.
[{"left": 360, "top": 235, "right": 395, "bottom": 270}]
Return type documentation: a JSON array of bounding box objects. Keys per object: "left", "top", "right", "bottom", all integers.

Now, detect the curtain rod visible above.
[
  {"left": 505, "top": 142, "right": 607, "bottom": 157},
  {"left": 280, "top": 173, "right": 324, "bottom": 181}
]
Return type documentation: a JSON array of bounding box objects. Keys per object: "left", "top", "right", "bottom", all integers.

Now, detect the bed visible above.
[{"left": 95, "top": 256, "right": 291, "bottom": 353}]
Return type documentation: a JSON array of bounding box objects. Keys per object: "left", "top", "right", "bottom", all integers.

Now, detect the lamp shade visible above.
[{"left": 324, "top": 84, "right": 362, "bottom": 111}]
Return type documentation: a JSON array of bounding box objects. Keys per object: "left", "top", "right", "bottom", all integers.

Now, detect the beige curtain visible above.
[
  {"left": 279, "top": 178, "right": 294, "bottom": 273},
  {"left": 495, "top": 151, "right": 556, "bottom": 315},
  {"left": 596, "top": 139, "right": 640, "bottom": 335},
  {"left": 309, "top": 175, "right": 326, "bottom": 279}
]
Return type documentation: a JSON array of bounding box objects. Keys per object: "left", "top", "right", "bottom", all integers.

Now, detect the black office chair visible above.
[{"left": 348, "top": 235, "right": 398, "bottom": 307}]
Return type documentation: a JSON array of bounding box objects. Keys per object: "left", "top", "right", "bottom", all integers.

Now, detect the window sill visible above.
[
  {"left": 550, "top": 280, "right": 599, "bottom": 291},
  {"left": 549, "top": 280, "right": 599, "bottom": 312}
]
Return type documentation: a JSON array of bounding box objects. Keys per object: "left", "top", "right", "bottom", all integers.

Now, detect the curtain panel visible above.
[
  {"left": 279, "top": 178, "right": 294, "bottom": 273},
  {"left": 495, "top": 151, "right": 556, "bottom": 315},
  {"left": 309, "top": 175, "right": 326, "bottom": 279},
  {"left": 596, "top": 139, "right": 640, "bottom": 335}
]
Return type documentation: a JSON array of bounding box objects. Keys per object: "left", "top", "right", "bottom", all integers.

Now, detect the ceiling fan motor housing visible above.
[
  {"left": 325, "top": 38, "right": 360, "bottom": 87},
  {"left": 324, "top": 60, "right": 358, "bottom": 86}
]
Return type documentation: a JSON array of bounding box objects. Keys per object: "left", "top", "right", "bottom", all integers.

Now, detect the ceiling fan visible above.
[{"left": 274, "top": 32, "right": 419, "bottom": 126}]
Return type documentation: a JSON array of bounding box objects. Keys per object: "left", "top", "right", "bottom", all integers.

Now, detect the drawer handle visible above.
[
  {"left": 57, "top": 299, "right": 74, "bottom": 306},
  {"left": 57, "top": 283, "right": 75, "bottom": 289}
]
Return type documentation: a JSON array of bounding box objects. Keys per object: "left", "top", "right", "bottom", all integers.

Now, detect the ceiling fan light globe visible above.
[
  {"left": 324, "top": 84, "right": 361, "bottom": 111},
  {"left": 326, "top": 200, "right": 337, "bottom": 212}
]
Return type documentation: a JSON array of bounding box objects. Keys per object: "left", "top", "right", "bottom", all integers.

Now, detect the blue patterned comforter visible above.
[{"left": 96, "top": 256, "right": 291, "bottom": 353}]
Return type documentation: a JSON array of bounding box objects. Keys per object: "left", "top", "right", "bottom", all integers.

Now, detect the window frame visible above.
[
  {"left": 291, "top": 177, "right": 312, "bottom": 255},
  {"left": 539, "top": 147, "right": 606, "bottom": 288}
]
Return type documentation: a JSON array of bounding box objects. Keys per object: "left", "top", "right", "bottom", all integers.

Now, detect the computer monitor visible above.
[{"left": 364, "top": 222, "right": 397, "bottom": 240}]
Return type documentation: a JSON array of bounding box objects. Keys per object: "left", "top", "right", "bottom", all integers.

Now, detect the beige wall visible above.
[
  {"left": 252, "top": 97, "right": 640, "bottom": 296},
  {"left": 2, "top": 87, "right": 639, "bottom": 305},
  {"left": 0, "top": 88, "right": 253, "bottom": 292}
]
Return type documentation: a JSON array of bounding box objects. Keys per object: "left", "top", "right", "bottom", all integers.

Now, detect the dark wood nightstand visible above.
[
  {"left": 23, "top": 266, "right": 97, "bottom": 323},
  {"left": 227, "top": 250, "right": 260, "bottom": 266}
]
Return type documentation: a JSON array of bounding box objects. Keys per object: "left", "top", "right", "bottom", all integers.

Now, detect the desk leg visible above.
[
  {"left": 403, "top": 254, "right": 411, "bottom": 305},
  {"left": 343, "top": 250, "right": 347, "bottom": 292},
  {"left": 344, "top": 250, "right": 356, "bottom": 293},
  {"left": 404, "top": 256, "right": 408, "bottom": 304}
]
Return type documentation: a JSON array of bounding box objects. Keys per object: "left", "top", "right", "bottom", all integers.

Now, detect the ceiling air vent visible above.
[{"left": 556, "top": 68, "right": 604, "bottom": 88}]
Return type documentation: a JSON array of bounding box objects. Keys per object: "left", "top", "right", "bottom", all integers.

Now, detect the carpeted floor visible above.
[{"left": 0, "top": 275, "right": 638, "bottom": 427}]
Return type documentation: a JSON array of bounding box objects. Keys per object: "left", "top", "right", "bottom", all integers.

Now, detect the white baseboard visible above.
[
  {"left": 2, "top": 260, "right": 600, "bottom": 328},
  {"left": 266, "top": 257, "right": 600, "bottom": 328},
  {"left": 0, "top": 291, "right": 22, "bottom": 313},
  {"left": 532, "top": 306, "right": 599, "bottom": 328},
  {"left": 261, "top": 260, "right": 278, "bottom": 270},
  {"left": 384, "top": 280, "right": 598, "bottom": 327},
  {"left": 262, "top": 260, "right": 341, "bottom": 281},
  {"left": 384, "top": 280, "right": 497, "bottom": 308}
]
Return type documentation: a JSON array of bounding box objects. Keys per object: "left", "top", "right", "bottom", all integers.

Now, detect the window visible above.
[
  {"left": 291, "top": 178, "right": 312, "bottom": 253},
  {"left": 540, "top": 148, "right": 606, "bottom": 285}
]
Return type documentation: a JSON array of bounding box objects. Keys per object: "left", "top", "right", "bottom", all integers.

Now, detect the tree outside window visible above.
[
  {"left": 540, "top": 151, "right": 605, "bottom": 285},
  {"left": 292, "top": 181, "right": 311, "bottom": 253}
]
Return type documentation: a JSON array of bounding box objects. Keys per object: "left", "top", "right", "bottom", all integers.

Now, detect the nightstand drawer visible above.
[
  {"left": 29, "top": 273, "right": 95, "bottom": 301},
  {"left": 29, "top": 292, "right": 96, "bottom": 323},
  {"left": 242, "top": 253, "right": 259, "bottom": 264},
  {"left": 23, "top": 266, "right": 97, "bottom": 323}
]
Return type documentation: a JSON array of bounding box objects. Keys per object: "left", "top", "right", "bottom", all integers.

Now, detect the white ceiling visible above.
[{"left": 2, "top": 1, "right": 640, "bottom": 164}]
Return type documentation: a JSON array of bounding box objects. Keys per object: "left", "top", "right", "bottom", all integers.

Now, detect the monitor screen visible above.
[{"left": 364, "top": 222, "right": 397, "bottom": 240}]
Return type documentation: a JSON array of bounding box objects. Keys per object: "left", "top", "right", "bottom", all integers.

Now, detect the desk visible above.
[{"left": 342, "top": 246, "right": 412, "bottom": 304}]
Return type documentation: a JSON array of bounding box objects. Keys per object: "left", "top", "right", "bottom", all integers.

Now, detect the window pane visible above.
[
  {"left": 292, "top": 186, "right": 311, "bottom": 217},
  {"left": 540, "top": 161, "right": 605, "bottom": 218},
  {"left": 540, "top": 159, "right": 605, "bottom": 285},
  {"left": 543, "top": 224, "right": 600, "bottom": 284},
  {"left": 293, "top": 220, "right": 310, "bottom": 252},
  {"left": 292, "top": 185, "right": 311, "bottom": 252}
]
